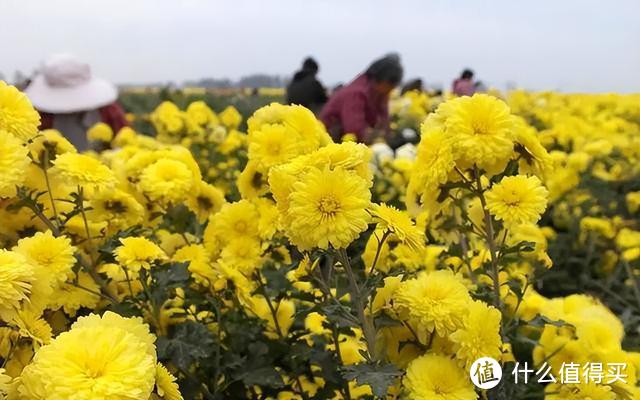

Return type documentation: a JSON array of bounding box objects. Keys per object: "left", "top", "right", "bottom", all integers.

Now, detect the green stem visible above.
[
  {"left": 256, "top": 272, "right": 309, "bottom": 400},
  {"left": 332, "top": 327, "right": 353, "bottom": 400},
  {"left": 368, "top": 230, "right": 391, "bottom": 276},
  {"left": 621, "top": 258, "right": 640, "bottom": 311},
  {"left": 26, "top": 202, "right": 60, "bottom": 236},
  {"left": 78, "top": 186, "right": 96, "bottom": 266},
  {"left": 473, "top": 167, "right": 504, "bottom": 333},
  {"left": 337, "top": 248, "right": 377, "bottom": 362},
  {"left": 41, "top": 152, "right": 61, "bottom": 230}
]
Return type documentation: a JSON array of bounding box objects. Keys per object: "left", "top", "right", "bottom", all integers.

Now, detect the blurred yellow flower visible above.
[
  {"left": 0, "top": 81, "right": 40, "bottom": 142},
  {"left": 138, "top": 159, "right": 195, "bottom": 204},
  {"left": 87, "top": 122, "right": 114, "bottom": 142},
  {"left": 51, "top": 153, "right": 116, "bottom": 192},
  {"left": 0, "top": 250, "right": 34, "bottom": 319},
  {"left": 0, "top": 132, "right": 30, "bottom": 198},
  {"left": 219, "top": 105, "right": 242, "bottom": 130}
]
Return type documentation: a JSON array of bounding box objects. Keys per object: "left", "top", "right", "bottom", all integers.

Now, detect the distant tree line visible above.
[
  {"left": 1, "top": 70, "right": 286, "bottom": 89},
  {"left": 184, "top": 74, "right": 286, "bottom": 88}
]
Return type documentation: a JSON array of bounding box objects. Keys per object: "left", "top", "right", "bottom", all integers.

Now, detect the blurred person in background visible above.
[
  {"left": 401, "top": 78, "right": 423, "bottom": 94},
  {"left": 286, "top": 57, "right": 327, "bottom": 114},
  {"left": 452, "top": 68, "right": 476, "bottom": 96},
  {"left": 474, "top": 80, "right": 487, "bottom": 93},
  {"left": 320, "top": 53, "right": 403, "bottom": 144},
  {"left": 25, "top": 54, "right": 128, "bottom": 151}
]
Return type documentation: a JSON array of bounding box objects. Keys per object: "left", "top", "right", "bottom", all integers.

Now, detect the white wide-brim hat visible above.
[{"left": 25, "top": 54, "right": 117, "bottom": 114}]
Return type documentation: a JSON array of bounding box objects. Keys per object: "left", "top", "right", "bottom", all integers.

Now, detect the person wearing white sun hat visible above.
[{"left": 25, "top": 54, "right": 128, "bottom": 151}]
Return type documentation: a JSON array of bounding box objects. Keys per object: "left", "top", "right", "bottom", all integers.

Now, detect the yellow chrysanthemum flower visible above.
[
  {"left": 248, "top": 123, "right": 301, "bottom": 172},
  {"left": 411, "top": 127, "right": 455, "bottom": 191},
  {"left": 205, "top": 200, "right": 261, "bottom": 246},
  {"left": 308, "top": 142, "right": 373, "bottom": 185},
  {"left": 247, "top": 296, "right": 296, "bottom": 338},
  {"left": 369, "top": 203, "right": 425, "bottom": 250},
  {"left": 14, "top": 231, "right": 76, "bottom": 285},
  {"left": 0, "top": 250, "right": 34, "bottom": 319},
  {"left": 285, "top": 167, "right": 371, "bottom": 250},
  {"left": 172, "top": 244, "right": 217, "bottom": 286},
  {"left": 186, "top": 100, "right": 217, "bottom": 127},
  {"left": 403, "top": 354, "right": 477, "bottom": 400},
  {"left": 304, "top": 312, "right": 329, "bottom": 335},
  {"left": 406, "top": 128, "right": 456, "bottom": 215},
  {"left": 219, "top": 105, "right": 242, "bottom": 129},
  {"left": 10, "top": 309, "right": 53, "bottom": 347},
  {"left": 27, "top": 129, "right": 77, "bottom": 163},
  {"left": 545, "top": 382, "right": 615, "bottom": 400},
  {"left": 0, "top": 132, "right": 30, "bottom": 198},
  {"left": 0, "top": 367, "right": 11, "bottom": 399},
  {"left": 513, "top": 121, "right": 553, "bottom": 179},
  {"left": 218, "top": 129, "right": 246, "bottom": 154},
  {"left": 49, "top": 271, "right": 101, "bottom": 316},
  {"left": 88, "top": 188, "right": 145, "bottom": 231},
  {"left": 0, "top": 81, "right": 40, "bottom": 142},
  {"left": 138, "top": 159, "right": 195, "bottom": 204},
  {"left": 51, "top": 153, "right": 116, "bottom": 192},
  {"left": 248, "top": 103, "right": 330, "bottom": 154},
  {"left": 155, "top": 363, "right": 183, "bottom": 400},
  {"left": 18, "top": 311, "right": 157, "bottom": 399},
  {"left": 185, "top": 180, "right": 226, "bottom": 223},
  {"left": 394, "top": 270, "right": 471, "bottom": 336},
  {"left": 151, "top": 101, "right": 185, "bottom": 135},
  {"left": 450, "top": 300, "right": 502, "bottom": 369},
  {"left": 219, "top": 238, "right": 264, "bottom": 275},
  {"left": 87, "top": 122, "right": 114, "bottom": 142},
  {"left": 12, "top": 231, "right": 78, "bottom": 315},
  {"left": 253, "top": 198, "right": 280, "bottom": 240},
  {"left": 485, "top": 175, "right": 549, "bottom": 227},
  {"left": 444, "top": 93, "right": 516, "bottom": 170},
  {"left": 579, "top": 216, "right": 616, "bottom": 240},
  {"left": 626, "top": 191, "right": 640, "bottom": 214},
  {"left": 112, "top": 126, "right": 138, "bottom": 147},
  {"left": 237, "top": 160, "right": 269, "bottom": 200},
  {"left": 115, "top": 237, "right": 168, "bottom": 272}
]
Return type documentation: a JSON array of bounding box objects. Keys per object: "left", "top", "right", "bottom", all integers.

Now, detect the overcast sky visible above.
[{"left": 3, "top": 0, "right": 639, "bottom": 92}]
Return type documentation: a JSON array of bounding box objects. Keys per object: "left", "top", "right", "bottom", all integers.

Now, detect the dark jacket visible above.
[{"left": 286, "top": 71, "right": 327, "bottom": 114}]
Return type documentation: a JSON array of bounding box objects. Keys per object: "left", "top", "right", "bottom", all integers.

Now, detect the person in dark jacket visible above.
[
  {"left": 401, "top": 78, "right": 423, "bottom": 94},
  {"left": 286, "top": 57, "right": 327, "bottom": 114}
]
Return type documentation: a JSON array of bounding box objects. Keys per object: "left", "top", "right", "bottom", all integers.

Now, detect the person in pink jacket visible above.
[
  {"left": 452, "top": 68, "right": 476, "bottom": 96},
  {"left": 320, "top": 54, "right": 403, "bottom": 143}
]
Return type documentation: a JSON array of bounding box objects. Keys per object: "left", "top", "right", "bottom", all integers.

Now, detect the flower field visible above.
[{"left": 1, "top": 80, "right": 640, "bottom": 399}]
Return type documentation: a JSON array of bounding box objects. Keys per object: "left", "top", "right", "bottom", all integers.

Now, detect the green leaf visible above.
[
  {"left": 526, "top": 315, "right": 573, "bottom": 329},
  {"left": 148, "top": 262, "right": 190, "bottom": 305},
  {"left": 341, "top": 362, "right": 402, "bottom": 397},
  {"left": 157, "top": 321, "right": 215, "bottom": 370},
  {"left": 241, "top": 366, "right": 284, "bottom": 388}
]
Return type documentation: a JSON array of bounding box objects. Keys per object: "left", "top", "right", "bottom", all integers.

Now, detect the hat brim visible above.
[{"left": 25, "top": 75, "right": 118, "bottom": 114}]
